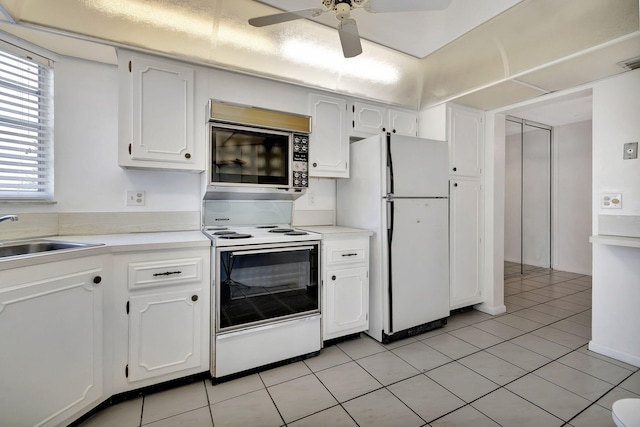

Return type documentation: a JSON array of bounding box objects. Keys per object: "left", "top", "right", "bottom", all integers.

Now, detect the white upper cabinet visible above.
[
  {"left": 448, "top": 104, "right": 484, "bottom": 177},
  {"left": 351, "top": 101, "right": 387, "bottom": 135},
  {"left": 387, "top": 108, "right": 418, "bottom": 136},
  {"left": 351, "top": 101, "right": 418, "bottom": 137},
  {"left": 118, "top": 51, "right": 204, "bottom": 172},
  {"left": 309, "top": 93, "right": 349, "bottom": 178}
]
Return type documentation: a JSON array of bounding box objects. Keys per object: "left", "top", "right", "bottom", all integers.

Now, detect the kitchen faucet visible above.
[{"left": 0, "top": 214, "right": 19, "bottom": 223}]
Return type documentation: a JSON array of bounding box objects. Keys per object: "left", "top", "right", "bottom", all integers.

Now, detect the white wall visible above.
[
  {"left": 589, "top": 69, "right": 640, "bottom": 367},
  {"left": 46, "top": 55, "right": 339, "bottom": 220},
  {"left": 54, "top": 57, "right": 203, "bottom": 213},
  {"left": 553, "top": 120, "right": 592, "bottom": 275}
]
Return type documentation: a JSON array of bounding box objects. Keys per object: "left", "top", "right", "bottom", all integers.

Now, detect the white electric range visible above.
[{"left": 202, "top": 199, "right": 322, "bottom": 379}]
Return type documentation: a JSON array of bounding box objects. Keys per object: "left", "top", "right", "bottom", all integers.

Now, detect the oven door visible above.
[{"left": 215, "top": 242, "right": 320, "bottom": 332}]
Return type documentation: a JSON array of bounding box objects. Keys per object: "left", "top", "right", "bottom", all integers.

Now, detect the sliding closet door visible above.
[{"left": 505, "top": 117, "right": 552, "bottom": 276}]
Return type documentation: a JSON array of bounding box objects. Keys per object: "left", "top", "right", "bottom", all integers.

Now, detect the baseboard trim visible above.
[{"left": 588, "top": 341, "right": 640, "bottom": 368}]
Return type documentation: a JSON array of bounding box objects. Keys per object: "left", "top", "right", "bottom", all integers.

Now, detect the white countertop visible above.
[
  {"left": 590, "top": 235, "right": 640, "bottom": 249},
  {"left": 0, "top": 231, "right": 211, "bottom": 271}
]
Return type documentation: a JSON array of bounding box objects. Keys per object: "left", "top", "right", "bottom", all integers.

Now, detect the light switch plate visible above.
[
  {"left": 601, "top": 193, "right": 622, "bottom": 209},
  {"left": 624, "top": 142, "right": 638, "bottom": 159}
]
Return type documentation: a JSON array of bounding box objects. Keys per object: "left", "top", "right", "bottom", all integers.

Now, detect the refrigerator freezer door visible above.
[
  {"left": 388, "top": 134, "right": 449, "bottom": 197},
  {"left": 388, "top": 198, "right": 449, "bottom": 334}
]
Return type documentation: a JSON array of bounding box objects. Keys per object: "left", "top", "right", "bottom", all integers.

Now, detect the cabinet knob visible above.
[
  {"left": 392, "top": 129, "right": 396, "bottom": 133},
  {"left": 191, "top": 295, "right": 198, "bottom": 302},
  {"left": 93, "top": 276, "right": 102, "bottom": 284},
  {"left": 382, "top": 127, "right": 386, "bottom": 132},
  {"left": 331, "top": 275, "right": 336, "bottom": 281},
  {"left": 185, "top": 153, "right": 191, "bottom": 159},
  {"left": 312, "top": 162, "right": 318, "bottom": 167},
  {"left": 454, "top": 183, "right": 458, "bottom": 187},
  {"left": 453, "top": 167, "right": 457, "bottom": 172}
]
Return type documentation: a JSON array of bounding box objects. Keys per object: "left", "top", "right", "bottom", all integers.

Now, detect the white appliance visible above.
[
  {"left": 202, "top": 199, "right": 322, "bottom": 378},
  {"left": 207, "top": 100, "right": 311, "bottom": 199},
  {"left": 337, "top": 133, "right": 450, "bottom": 343}
]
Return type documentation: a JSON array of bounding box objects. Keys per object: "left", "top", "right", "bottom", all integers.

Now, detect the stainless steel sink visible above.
[{"left": 0, "top": 240, "right": 101, "bottom": 259}]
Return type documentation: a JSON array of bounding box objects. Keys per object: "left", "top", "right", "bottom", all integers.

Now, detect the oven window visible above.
[
  {"left": 218, "top": 245, "right": 319, "bottom": 330},
  {"left": 211, "top": 126, "right": 290, "bottom": 186}
]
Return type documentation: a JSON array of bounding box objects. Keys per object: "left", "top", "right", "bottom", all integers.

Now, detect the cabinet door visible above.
[
  {"left": 323, "top": 266, "right": 368, "bottom": 340},
  {"left": 448, "top": 105, "right": 483, "bottom": 177},
  {"left": 120, "top": 53, "right": 201, "bottom": 171},
  {"left": 450, "top": 179, "right": 483, "bottom": 309},
  {"left": 128, "top": 288, "right": 203, "bottom": 382},
  {"left": 309, "top": 94, "right": 349, "bottom": 178},
  {"left": 352, "top": 102, "right": 387, "bottom": 135},
  {"left": 0, "top": 261, "right": 104, "bottom": 427},
  {"left": 388, "top": 109, "right": 418, "bottom": 136}
]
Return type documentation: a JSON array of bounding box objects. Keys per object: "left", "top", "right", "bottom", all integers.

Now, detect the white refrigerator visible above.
[{"left": 337, "top": 133, "right": 450, "bottom": 343}]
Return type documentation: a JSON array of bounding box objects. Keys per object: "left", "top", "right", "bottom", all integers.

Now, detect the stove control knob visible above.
[{"left": 301, "top": 180, "right": 307, "bottom": 186}]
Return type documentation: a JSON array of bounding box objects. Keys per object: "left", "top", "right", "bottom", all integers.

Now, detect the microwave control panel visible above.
[{"left": 292, "top": 134, "right": 309, "bottom": 188}]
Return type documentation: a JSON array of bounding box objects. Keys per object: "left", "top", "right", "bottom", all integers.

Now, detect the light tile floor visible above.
[{"left": 80, "top": 267, "right": 640, "bottom": 426}]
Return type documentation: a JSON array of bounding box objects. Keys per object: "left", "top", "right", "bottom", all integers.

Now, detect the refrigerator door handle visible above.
[
  {"left": 386, "top": 133, "right": 394, "bottom": 195},
  {"left": 386, "top": 198, "right": 394, "bottom": 333}
]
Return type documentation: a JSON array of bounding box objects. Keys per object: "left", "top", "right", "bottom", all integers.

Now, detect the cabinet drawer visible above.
[
  {"left": 128, "top": 257, "right": 203, "bottom": 290},
  {"left": 325, "top": 244, "right": 367, "bottom": 266}
]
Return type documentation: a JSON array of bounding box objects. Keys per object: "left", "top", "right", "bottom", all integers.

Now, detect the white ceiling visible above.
[
  {"left": 255, "top": 0, "right": 522, "bottom": 58},
  {"left": 0, "top": 0, "right": 637, "bottom": 116}
]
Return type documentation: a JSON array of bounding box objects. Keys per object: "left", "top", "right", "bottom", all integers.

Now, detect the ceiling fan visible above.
[{"left": 249, "top": 0, "right": 453, "bottom": 58}]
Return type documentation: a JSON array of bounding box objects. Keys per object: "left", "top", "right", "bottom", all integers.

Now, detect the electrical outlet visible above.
[
  {"left": 623, "top": 142, "right": 638, "bottom": 159},
  {"left": 601, "top": 193, "right": 621, "bottom": 209},
  {"left": 126, "top": 190, "right": 145, "bottom": 206}
]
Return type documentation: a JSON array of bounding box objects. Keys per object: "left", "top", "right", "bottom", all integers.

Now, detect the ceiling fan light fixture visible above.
[{"left": 335, "top": 3, "right": 352, "bottom": 21}]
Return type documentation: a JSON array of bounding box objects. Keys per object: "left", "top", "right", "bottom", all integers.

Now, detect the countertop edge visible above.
[
  {"left": 0, "top": 231, "right": 211, "bottom": 271},
  {"left": 300, "top": 226, "right": 374, "bottom": 236},
  {"left": 590, "top": 235, "right": 640, "bottom": 249}
]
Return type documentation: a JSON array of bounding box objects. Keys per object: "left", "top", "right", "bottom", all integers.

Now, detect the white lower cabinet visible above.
[
  {"left": 323, "top": 265, "right": 368, "bottom": 340},
  {"left": 450, "top": 178, "right": 483, "bottom": 309},
  {"left": 127, "top": 288, "right": 203, "bottom": 381},
  {"left": 305, "top": 228, "right": 371, "bottom": 341},
  {"left": 114, "top": 247, "right": 210, "bottom": 386},
  {"left": 0, "top": 256, "right": 107, "bottom": 427}
]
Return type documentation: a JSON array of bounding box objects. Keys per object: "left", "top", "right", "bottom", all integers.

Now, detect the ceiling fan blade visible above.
[
  {"left": 364, "top": 0, "right": 452, "bottom": 13},
  {"left": 338, "top": 19, "right": 363, "bottom": 58},
  {"left": 249, "top": 8, "right": 324, "bottom": 27}
]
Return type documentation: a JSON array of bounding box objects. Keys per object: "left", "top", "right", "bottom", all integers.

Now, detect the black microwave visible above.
[{"left": 207, "top": 101, "right": 311, "bottom": 193}]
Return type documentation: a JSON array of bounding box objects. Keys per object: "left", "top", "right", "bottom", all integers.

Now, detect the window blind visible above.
[{"left": 0, "top": 47, "right": 53, "bottom": 200}]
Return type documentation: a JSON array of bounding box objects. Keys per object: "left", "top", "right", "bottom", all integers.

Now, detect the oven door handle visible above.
[{"left": 230, "top": 246, "right": 315, "bottom": 256}]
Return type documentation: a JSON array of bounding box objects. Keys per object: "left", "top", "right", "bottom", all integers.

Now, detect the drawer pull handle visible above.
[
  {"left": 341, "top": 253, "right": 358, "bottom": 257},
  {"left": 153, "top": 271, "right": 182, "bottom": 277}
]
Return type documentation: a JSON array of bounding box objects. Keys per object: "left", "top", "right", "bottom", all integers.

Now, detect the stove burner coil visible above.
[
  {"left": 256, "top": 225, "right": 278, "bottom": 229},
  {"left": 285, "top": 231, "right": 308, "bottom": 235},
  {"left": 269, "top": 228, "right": 294, "bottom": 233},
  {"left": 218, "top": 233, "right": 253, "bottom": 239},
  {"left": 213, "top": 231, "right": 237, "bottom": 235}
]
